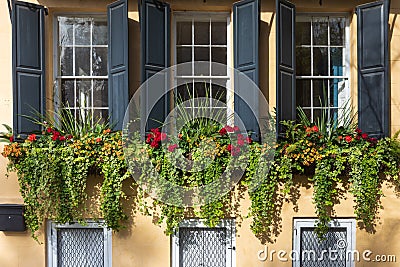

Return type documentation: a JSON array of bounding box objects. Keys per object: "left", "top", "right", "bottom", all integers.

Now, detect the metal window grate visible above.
[
  {"left": 57, "top": 228, "right": 104, "bottom": 267},
  {"left": 300, "top": 227, "right": 347, "bottom": 267},
  {"left": 179, "top": 227, "right": 227, "bottom": 267}
]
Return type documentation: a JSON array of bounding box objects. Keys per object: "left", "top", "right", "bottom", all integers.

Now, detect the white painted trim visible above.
[
  {"left": 172, "top": 219, "right": 236, "bottom": 267},
  {"left": 293, "top": 218, "right": 356, "bottom": 267},
  {"left": 47, "top": 220, "right": 112, "bottom": 267}
]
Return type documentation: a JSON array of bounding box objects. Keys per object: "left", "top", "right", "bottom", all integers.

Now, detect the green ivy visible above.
[{"left": 1, "top": 119, "right": 400, "bottom": 240}]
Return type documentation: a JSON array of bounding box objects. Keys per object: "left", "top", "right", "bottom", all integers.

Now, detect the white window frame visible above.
[
  {"left": 47, "top": 220, "right": 112, "bottom": 267},
  {"left": 172, "top": 12, "right": 233, "bottom": 123},
  {"left": 172, "top": 219, "right": 236, "bottom": 267},
  {"left": 53, "top": 14, "right": 109, "bottom": 125},
  {"left": 293, "top": 218, "right": 356, "bottom": 267},
  {"left": 295, "top": 13, "right": 350, "bottom": 122}
]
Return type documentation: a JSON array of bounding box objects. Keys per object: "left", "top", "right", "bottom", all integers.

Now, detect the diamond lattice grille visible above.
[
  {"left": 300, "top": 227, "right": 347, "bottom": 267},
  {"left": 57, "top": 228, "right": 104, "bottom": 267},
  {"left": 179, "top": 227, "right": 227, "bottom": 267}
]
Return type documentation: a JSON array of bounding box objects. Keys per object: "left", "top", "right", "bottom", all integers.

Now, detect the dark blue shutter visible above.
[
  {"left": 276, "top": 0, "right": 296, "bottom": 137},
  {"left": 233, "top": 0, "right": 260, "bottom": 140},
  {"left": 108, "top": 0, "right": 129, "bottom": 131},
  {"left": 140, "top": 0, "right": 170, "bottom": 131},
  {"left": 12, "top": 1, "right": 45, "bottom": 136},
  {"left": 357, "top": 0, "right": 389, "bottom": 138}
]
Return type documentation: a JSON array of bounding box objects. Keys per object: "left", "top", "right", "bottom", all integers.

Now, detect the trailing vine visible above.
[{"left": 0, "top": 116, "right": 399, "bottom": 240}]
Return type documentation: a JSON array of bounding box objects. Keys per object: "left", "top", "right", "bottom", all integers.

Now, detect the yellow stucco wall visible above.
[{"left": 0, "top": 0, "right": 399, "bottom": 266}]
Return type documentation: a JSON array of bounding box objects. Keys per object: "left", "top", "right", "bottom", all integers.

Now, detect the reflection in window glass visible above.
[
  {"left": 57, "top": 16, "right": 108, "bottom": 124},
  {"left": 295, "top": 16, "right": 347, "bottom": 122},
  {"left": 175, "top": 14, "right": 229, "bottom": 119}
]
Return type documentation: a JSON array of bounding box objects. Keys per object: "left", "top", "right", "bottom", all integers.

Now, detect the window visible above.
[
  {"left": 47, "top": 221, "right": 112, "bottom": 267},
  {"left": 56, "top": 16, "right": 109, "bottom": 124},
  {"left": 295, "top": 15, "right": 349, "bottom": 122},
  {"left": 174, "top": 13, "right": 231, "bottom": 121},
  {"left": 172, "top": 219, "right": 235, "bottom": 267},
  {"left": 293, "top": 219, "right": 356, "bottom": 267}
]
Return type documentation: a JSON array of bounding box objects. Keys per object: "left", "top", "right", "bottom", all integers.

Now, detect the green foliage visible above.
[{"left": 1, "top": 113, "right": 400, "bottom": 241}]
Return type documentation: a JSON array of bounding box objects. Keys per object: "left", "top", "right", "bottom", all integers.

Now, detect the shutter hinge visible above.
[{"left": 43, "top": 6, "right": 49, "bottom": 16}]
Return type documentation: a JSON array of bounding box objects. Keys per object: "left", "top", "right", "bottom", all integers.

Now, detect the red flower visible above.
[
  {"left": 67, "top": 135, "right": 73, "bottom": 140},
  {"left": 227, "top": 144, "right": 232, "bottom": 152},
  {"left": 51, "top": 135, "right": 58, "bottom": 141},
  {"left": 146, "top": 133, "right": 153, "bottom": 144},
  {"left": 225, "top": 126, "right": 234, "bottom": 133},
  {"left": 361, "top": 133, "right": 368, "bottom": 140},
  {"left": 369, "top": 137, "right": 378, "bottom": 144},
  {"left": 355, "top": 135, "right": 360, "bottom": 140},
  {"left": 233, "top": 126, "right": 240, "bottom": 132},
  {"left": 46, "top": 127, "right": 52, "bottom": 133},
  {"left": 168, "top": 144, "right": 178, "bottom": 152},
  {"left": 245, "top": 137, "right": 252, "bottom": 144},
  {"left": 27, "top": 134, "right": 36, "bottom": 142},
  {"left": 356, "top": 128, "right": 362, "bottom": 134},
  {"left": 96, "top": 137, "right": 102, "bottom": 143},
  {"left": 312, "top": 125, "right": 319, "bottom": 132},
  {"left": 219, "top": 128, "right": 227, "bottom": 136},
  {"left": 231, "top": 146, "right": 241, "bottom": 157},
  {"left": 59, "top": 136, "right": 66, "bottom": 141},
  {"left": 345, "top": 136, "right": 352, "bottom": 143},
  {"left": 160, "top": 133, "right": 167, "bottom": 141},
  {"left": 9, "top": 136, "right": 14, "bottom": 142},
  {"left": 103, "top": 129, "right": 111, "bottom": 134},
  {"left": 53, "top": 131, "right": 60, "bottom": 137},
  {"left": 151, "top": 128, "right": 160, "bottom": 134},
  {"left": 150, "top": 140, "right": 159, "bottom": 148},
  {"left": 237, "top": 139, "right": 244, "bottom": 146}
]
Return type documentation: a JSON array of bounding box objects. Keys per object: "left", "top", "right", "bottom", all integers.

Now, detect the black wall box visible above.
[{"left": 0, "top": 204, "right": 26, "bottom": 232}]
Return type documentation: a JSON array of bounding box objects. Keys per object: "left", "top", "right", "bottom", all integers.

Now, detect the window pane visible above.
[
  {"left": 211, "top": 22, "right": 226, "bottom": 45},
  {"left": 75, "top": 19, "right": 91, "bottom": 45},
  {"left": 330, "top": 78, "right": 346, "bottom": 108},
  {"left": 75, "top": 48, "right": 91, "bottom": 76},
  {"left": 93, "top": 47, "right": 108, "bottom": 76},
  {"left": 177, "top": 47, "right": 192, "bottom": 64},
  {"left": 194, "top": 47, "right": 210, "bottom": 75},
  {"left": 194, "top": 81, "right": 209, "bottom": 98},
  {"left": 176, "top": 80, "right": 193, "bottom": 103},
  {"left": 93, "top": 80, "right": 108, "bottom": 107},
  {"left": 93, "top": 20, "right": 107, "bottom": 45},
  {"left": 211, "top": 48, "right": 227, "bottom": 76},
  {"left": 194, "top": 22, "right": 209, "bottom": 45},
  {"left": 212, "top": 84, "right": 227, "bottom": 103},
  {"left": 93, "top": 109, "right": 108, "bottom": 124},
  {"left": 296, "top": 47, "right": 311, "bottom": 76},
  {"left": 61, "top": 79, "right": 75, "bottom": 107},
  {"left": 313, "top": 79, "right": 329, "bottom": 107},
  {"left": 177, "top": 22, "right": 192, "bottom": 45},
  {"left": 330, "top": 47, "right": 343, "bottom": 76},
  {"left": 296, "top": 80, "right": 311, "bottom": 107},
  {"left": 298, "top": 108, "right": 311, "bottom": 121},
  {"left": 296, "top": 21, "right": 311, "bottom": 45},
  {"left": 330, "top": 18, "right": 345, "bottom": 46},
  {"left": 60, "top": 47, "right": 73, "bottom": 76},
  {"left": 59, "top": 18, "right": 73, "bottom": 46},
  {"left": 312, "top": 18, "right": 328, "bottom": 45},
  {"left": 211, "top": 47, "right": 227, "bottom": 64},
  {"left": 76, "top": 80, "right": 92, "bottom": 107},
  {"left": 313, "top": 47, "right": 328, "bottom": 76}
]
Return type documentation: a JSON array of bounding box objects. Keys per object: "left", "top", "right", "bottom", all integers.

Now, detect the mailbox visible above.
[{"left": 0, "top": 204, "right": 26, "bottom": 232}]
